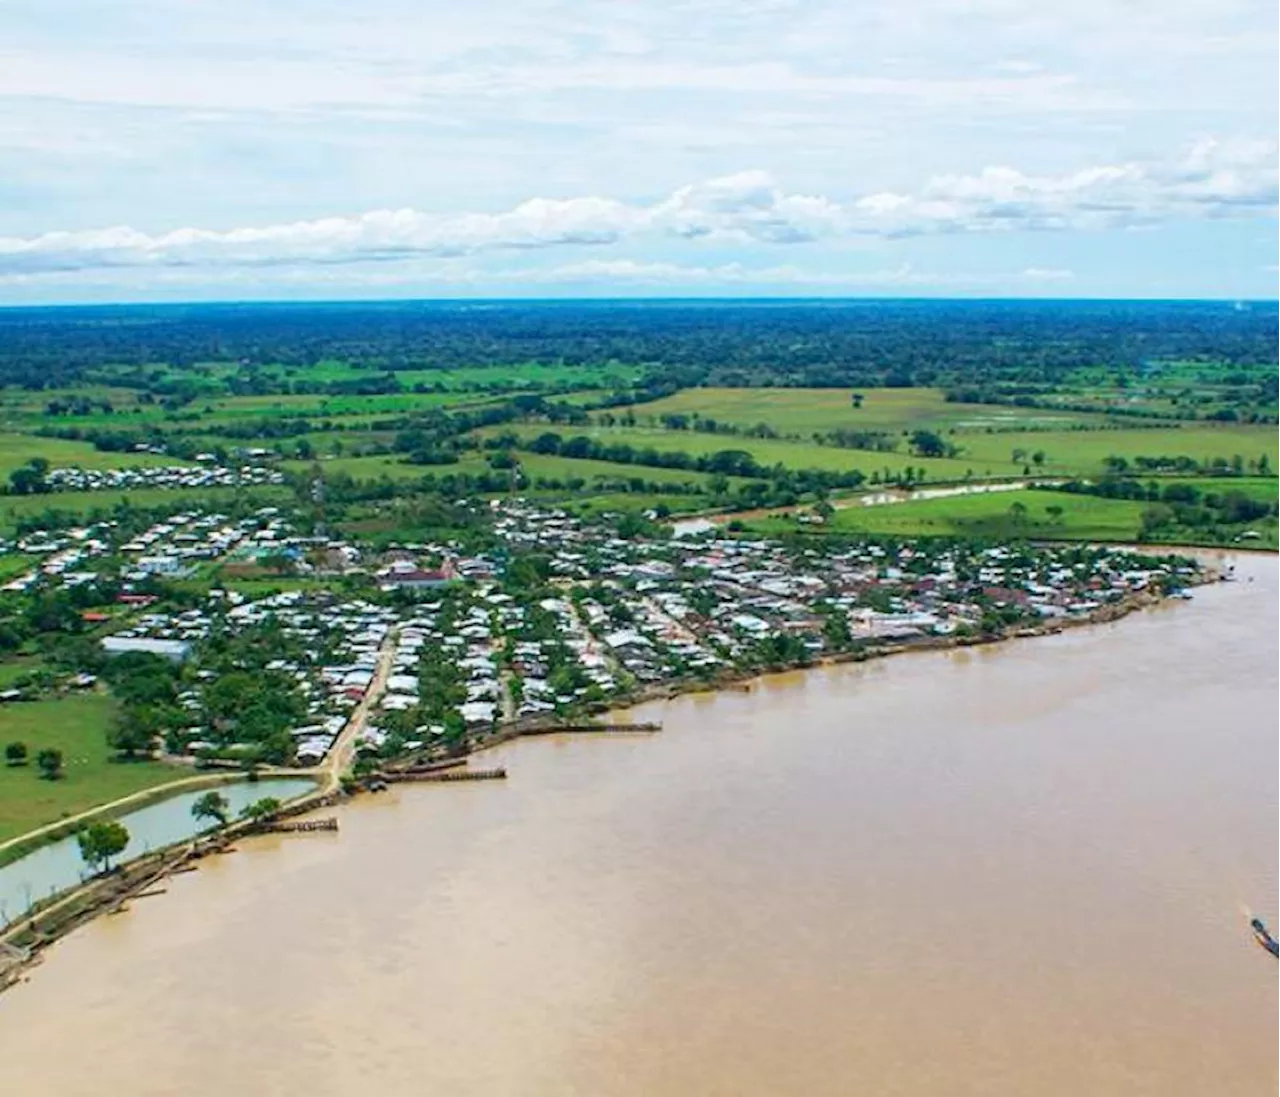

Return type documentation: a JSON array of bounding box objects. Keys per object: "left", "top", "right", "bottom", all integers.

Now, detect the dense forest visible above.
[{"left": 0, "top": 299, "right": 1275, "bottom": 392}]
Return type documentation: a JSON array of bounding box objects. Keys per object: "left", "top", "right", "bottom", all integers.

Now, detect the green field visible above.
[
  {"left": 562, "top": 492, "right": 713, "bottom": 518},
  {"left": 626, "top": 387, "right": 1104, "bottom": 435},
  {"left": 516, "top": 452, "right": 739, "bottom": 488},
  {"left": 753, "top": 489, "right": 1150, "bottom": 542},
  {"left": 0, "top": 693, "right": 181, "bottom": 843},
  {"left": 281, "top": 453, "right": 488, "bottom": 482},
  {"left": 485, "top": 423, "right": 1005, "bottom": 479},
  {"left": 0, "top": 434, "right": 190, "bottom": 479},
  {"left": 950, "top": 425, "right": 1278, "bottom": 475},
  {"left": 612, "top": 387, "right": 1277, "bottom": 477}
]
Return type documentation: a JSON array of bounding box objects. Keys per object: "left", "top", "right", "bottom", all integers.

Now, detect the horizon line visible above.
[{"left": 1, "top": 294, "right": 1278, "bottom": 312}]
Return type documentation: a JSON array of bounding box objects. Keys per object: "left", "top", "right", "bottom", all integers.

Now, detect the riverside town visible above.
[{"left": 0, "top": 1, "right": 1275, "bottom": 1087}]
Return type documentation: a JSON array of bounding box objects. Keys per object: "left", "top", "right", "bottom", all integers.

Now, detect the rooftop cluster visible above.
[
  {"left": 62, "top": 499, "right": 1197, "bottom": 771},
  {"left": 44, "top": 464, "right": 284, "bottom": 493}
]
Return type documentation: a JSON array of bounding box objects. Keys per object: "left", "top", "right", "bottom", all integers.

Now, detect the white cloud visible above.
[
  {"left": 0, "top": 140, "right": 1271, "bottom": 280},
  {"left": 1021, "top": 267, "right": 1075, "bottom": 282},
  {"left": 0, "top": 257, "right": 1053, "bottom": 293},
  {"left": 854, "top": 140, "right": 1277, "bottom": 236},
  {"left": 524, "top": 260, "right": 1009, "bottom": 288},
  {"left": 0, "top": 171, "right": 844, "bottom": 275}
]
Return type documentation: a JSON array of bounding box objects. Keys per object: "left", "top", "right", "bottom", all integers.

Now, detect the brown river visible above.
[{"left": 0, "top": 553, "right": 1275, "bottom": 1096}]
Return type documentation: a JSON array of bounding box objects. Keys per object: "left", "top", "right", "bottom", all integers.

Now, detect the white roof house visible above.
[{"left": 101, "top": 636, "right": 192, "bottom": 662}]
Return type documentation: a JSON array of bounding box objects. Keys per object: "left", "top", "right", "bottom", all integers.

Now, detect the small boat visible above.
[{"left": 1250, "top": 917, "right": 1279, "bottom": 958}]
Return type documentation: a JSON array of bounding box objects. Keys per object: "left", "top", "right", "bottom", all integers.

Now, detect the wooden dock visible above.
[
  {"left": 521, "top": 722, "right": 661, "bottom": 737},
  {"left": 387, "top": 767, "right": 507, "bottom": 783},
  {"left": 397, "top": 757, "right": 468, "bottom": 775},
  {"left": 263, "top": 817, "right": 339, "bottom": 833}
]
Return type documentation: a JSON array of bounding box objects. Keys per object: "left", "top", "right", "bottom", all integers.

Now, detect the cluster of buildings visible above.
[
  {"left": 0, "top": 494, "right": 1200, "bottom": 768},
  {"left": 0, "top": 508, "right": 318, "bottom": 593},
  {"left": 45, "top": 463, "right": 284, "bottom": 492},
  {"left": 489, "top": 501, "right": 1198, "bottom": 673},
  {"left": 140, "top": 591, "right": 400, "bottom": 762}
]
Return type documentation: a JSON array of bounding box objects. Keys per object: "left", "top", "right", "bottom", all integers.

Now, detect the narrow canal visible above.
[{"left": 0, "top": 778, "right": 316, "bottom": 921}]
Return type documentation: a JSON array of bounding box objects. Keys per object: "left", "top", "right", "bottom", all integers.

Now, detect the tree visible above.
[
  {"left": 909, "top": 430, "right": 947, "bottom": 458},
  {"left": 1045, "top": 504, "right": 1064, "bottom": 523},
  {"left": 1102, "top": 455, "right": 1129, "bottom": 474},
  {"left": 1008, "top": 501, "right": 1028, "bottom": 525},
  {"left": 1140, "top": 503, "right": 1175, "bottom": 535},
  {"left": 77, "top": 819, "right": 129, "bottom": 874},
  {"left": 850, "top": 393, "right": 864, "bottom": 409},
  {"left": 36, "top": 747, "right": 63, "bottom": 780},
  {"left": 108, "top": 705, "right": 161, "bottom": 759},
  {"left": 4, "top": 741, "right": 27, "bottom": 766},
  {"left": 8, "top": 458, "right": 50, "bottom": 495},
  {"left": 1031, "top": 450, "right": 1047, "bottom": 468},
  {"left": 240, "top": 797, "right": 282, "bottom": 824},
  {"left": 191, "top": 790, "right": 230, "bottom": 829},
  {"left": 352, "top": 755, "right": 380, "bottom": 779}
]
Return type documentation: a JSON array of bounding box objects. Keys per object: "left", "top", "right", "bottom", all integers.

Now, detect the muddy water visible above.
[
  {"left": 0, "top": 554, "right": 1274, "bottom": 1097},
  {"left": 0, "top": 778, "right": 316, "bottom": 919}
]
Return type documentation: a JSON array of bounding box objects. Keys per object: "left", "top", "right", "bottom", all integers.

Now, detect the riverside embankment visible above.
[
  {"left": 0, "top": 552, "right": 1273, "bottom": 1096},
  {"left": 0, "top": 562, "right": 1212, "bottom": 986}
]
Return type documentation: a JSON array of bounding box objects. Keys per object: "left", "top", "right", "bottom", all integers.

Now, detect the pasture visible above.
[
  {"left": 516, "top": 452, "right": 735, "bottom": 488},
  {"left": 953, "top": 425, "right": 1278, "bottom": 475},
  {"left": 279, "top": 453, "right": 489, "bottom": 483},
  {"left": 0, "top": 433, "right": 191, "bottom": 479},
  {"left": 0, "top": 693, "right": 180, "bottom": 843},
  {"left": 624, "top": 387, "right": 1102, "bottom": 435},
  {"left": 485, "top": 423, "right": 1012, "bottom": 479},
  {"left": 755, "top": 489, "right": 1150, "bottom": 542}
]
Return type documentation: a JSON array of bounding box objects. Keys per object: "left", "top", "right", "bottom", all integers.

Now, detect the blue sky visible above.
[{"left": 0, "top": 0, "right": 1276, "bottom": 303}]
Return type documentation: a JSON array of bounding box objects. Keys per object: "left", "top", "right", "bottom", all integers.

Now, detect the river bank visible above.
[
  {"left": 0, "top": 552, "right": 1271, "bottom": 1096},
  {"left": 0, "top": 554, "right": 1218, "bottom": 995},
  {"left": 0, "top": 778, "right": 327, "bottom": 992}
]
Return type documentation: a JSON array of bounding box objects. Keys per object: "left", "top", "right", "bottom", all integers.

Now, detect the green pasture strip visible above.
[{"left": 0, "top": 692, "right": 181, "bottom": 843}]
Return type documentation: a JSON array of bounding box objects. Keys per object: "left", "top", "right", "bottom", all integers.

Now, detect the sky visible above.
[{"left": 0, "top": 0, "right": 1276, "bottom": 303}]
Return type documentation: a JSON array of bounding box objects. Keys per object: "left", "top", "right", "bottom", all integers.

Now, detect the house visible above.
[
  {"left": 101, "top": 636, "right": 192, "bottom": 662},
  {"left": 381, "top": 569, "right": 453, "bottom": 590}
]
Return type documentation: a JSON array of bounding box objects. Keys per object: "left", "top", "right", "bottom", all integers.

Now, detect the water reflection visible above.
[{"left": 0, "top": 778, "right": 315, "bottom": 920}]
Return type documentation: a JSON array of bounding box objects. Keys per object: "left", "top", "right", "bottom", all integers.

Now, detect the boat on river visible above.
[{"left": 1249, "top": 917, "right": 1278, "bottom": 957}]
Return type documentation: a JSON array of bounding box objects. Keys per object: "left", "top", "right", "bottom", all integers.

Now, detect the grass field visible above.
[
  {"left": 516, "top": 452, "right": 742, "bottom": 487},
  {"left": 485, "top": 423, "right": 1009, "bottom": 479},
  {"left": 0, "top": 658, "right": 43, "bottom": 689},
  {"left": 611, "top": 388, "right": 1278, "bottom": 477},
  {"left": 753, "top": 489, "right": 1151, "bottom": 542},
  {"left": 0, "top": 433, "right": 191, "bottom": 479},
  {"left": 562, "top": 492, "right": 713, "bottom": 518},
  {"left": 281, "top": 453, "right": 488, "bottom": 482},
  {"left": 625, "top": 387, "right": 1104, "bottom": 435},
  {"left": 0, "top": 693, "right": 181, "bottom": 843},
  {"left": 952, "top": 425, "right": 1279, "bottom": 475}
]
